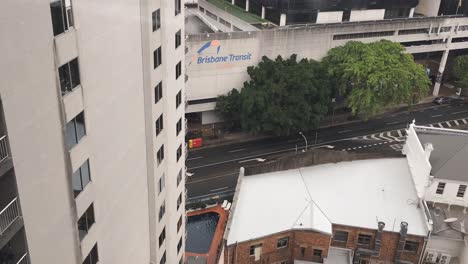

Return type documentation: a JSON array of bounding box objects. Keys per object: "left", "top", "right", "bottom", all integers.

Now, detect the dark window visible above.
[
  {"left": 50, "top": 0, "right": 74, "bottom": 36},
  {"left": 177, "top": 215, "right": 182, "bottom": 232},
  {"left": 158, "top": 201, "right": 166, "bottom": 221},
  {"left": 177, "top": 168, "right": 183, "bottom": 186},
  {"left": 176, "top": 91, "right": 182, "bottom": 108},
  {"left": 155, "top": 114, "right": 164, "bottom": 136},
  {"left": 333, "top": 31, "right": 394, "bottom": 40},
  {"left": 404, "top": 240, "right": 419, "bottom": 253},
  {"left": 158, "top": 174, "right": 165, "bottom": 194},
  {"left": 176, "top": 61, "right": 182, "bottom": 79},
  {"left": 342, "top": 10, "right": 351, "bottom": 22},
  {"left": 157, "top": 145, "right": 164, "bottom": 165},
  {"left": 357, "top": 234, "right": 372, "bottom": 246},
  {"left": 436, "top": 182, "right": 446, "bottom": 195},
  {"left": 175, "top": 0, "right": 181, "bottom": 15},
  {"left": 177, "top": 237, "right": 182, "bottom": 253},
  {"left": 176, "top": 144, "right": 182, "bottom": 161},
  {"left": 72, "top": 159, "right": 91, "bottom": 197},
  {"left": 333, "top": 230, "right": 349, "bottom": 243},
  {"left": 152, "top": 9, "right": 161, "bottom": 31},
  {"left": 175, "top": 30, "right": 182, "bottom": 48},
  {"left": 313, "top": 249, "right": 322, "bottom": 257},
  {"left": 78, "top": 204, "right": 95, "bottom": 240},
  {"left": 66, "top": 112, "right": 86, "bottom": 150},
  {"left": 398, "top": 28, "right": 430, "bottom": 35},
  {"left": 176, "top": 118, "right": 182, "bottom": 136},
  {"left": 59, "top": 58, "right": 81, "bottom": 95},
  {"left": 457, "top": 185, "right": 467, "bottom": 198},
  {"left": 155, "top": 81, "right": 163, "bottom": 104},
  {"left": 160, "top": 251, "right": 166, "bottom": 264},
  {"left": 177, "top": 193, "right": 182, "bottom": 210},
  {"left": 159, "top": 228, "right": 166, "bottom": 247},
  {"left": 249, "top": 244, "right": 262, "bottom": 256},
  {"left": 300, "top": 247, "right": 306, "bottom": 257},
  {"left": 154, "top": 47, "right": 162, "bottom": 69},
  {"left": 277, "top": 237, "right": 288, "bottom": 248},
  {"left": 82, "top": 244, "right": 99, "bottom": 264}
]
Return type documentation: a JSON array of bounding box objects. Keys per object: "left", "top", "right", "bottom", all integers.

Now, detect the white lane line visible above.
[
  {"left": 454, "top": 120, "right": 460, "bottom": 126},
  {"left": 379, "top": 132, "right": 393, "bottom": 141},
  {"left": 397, "top": 130, "right": 403, "bottom": 138},
  {"left": 187, "top": 156, "right": 203, "bottom": 161},
  {"left": 228, "top": 148, "right": 246, "bottom": 153},
  {"left": 239, "top": 158, "right": 265, "bottom": 163},
  {"left": 363, "top": 135, "right": 369, "bottom": 140},
  {"left": 386, "top": 131, "right": 401, "bottom": 141},
  {"left": 371, "top": 134, "right": 379, "bottom": 140},
  {"left": 462, "top": 119, "right": 468, "bottom": 124},
  {"left": 445, "top": 121, "right": 452, "bottom": 127},
  {"left": 432, "top": 114, "right": 443, "bottom": 118},
  {"left": 338, "top": 130, "right": 352, "bottom": 134},
  {"left": 437, "top": 123, "right": 444, "bottom": 128},
  {"left": 386, "top": 121, "right": 399, "bottom": 125},
  {"left": 188, "top": 189, "right": 235, "bottom": 200},
  {"left": 451, "top": 110, "right": 468, "bottom": 115},
  {"left": 209, "top": 186, "right": 229, "bottom": 192},
  {"left": 186, "top": 172, "right": 238, "bottom": 185}
]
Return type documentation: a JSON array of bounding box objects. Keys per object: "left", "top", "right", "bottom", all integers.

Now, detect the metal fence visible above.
[
  {"left": 0, "top": 135, "right": 9, "bottom": 162},
  {"left": 0, "top": 197, "right": 20, "bottom": 235}
]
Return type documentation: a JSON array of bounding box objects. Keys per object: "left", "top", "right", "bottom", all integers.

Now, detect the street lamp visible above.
[{"left": 299, "top": 132, "right": 308, "bottom": 152}]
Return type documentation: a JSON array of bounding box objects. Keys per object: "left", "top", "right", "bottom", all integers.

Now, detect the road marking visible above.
[
  {"left": 186, "top": 172, "right": 238, "bottom": 185},
  {"left": 432, "top": 114, "right": 443, "bottom": 118},
  {"left": 445, "top": 121, "right": 452, "bottom": 127},
  {"left": 379, "top": 132, "right": 393, "bottom": 141},
  {"left": 386, "top": 121, "right": 399, "bottom": 125},
  {"left": 397, "top": 130, "right": 403, "bottom": 138},
  {"left": 188, "top": 189, "right": 235, "bottom": 201},
  {"left": 462, "top": 119, "right": 468, "bottom": 124},
  {"left": 209, "top": 186, "right": 229, "bottom": 192},
  {"left": 228, "top": 148, "right": 246, "bottom": 153},
  {"left": 390, "top": 114, "right": 396, "bottom": 117},
  {"left": 451, "top": 110, "right": 468, "bottom": 115},
  {"left": 437, "top": 123, "right": 444, "bottom": 128},
  {"left": 187, "top": 156, "right": 203, "bottom": 161},
  {"left": 239, "top": 158, "right": 266, "bottom": 163},
  {"left": 287, "top": 139, "right": 302, "bottom": 143},
  {"left": 338, "top": 130, "right": 352, "bottom": 134},
  {"left": 371, "top": 134, "right": 379, "bottom": 140},
  {"left": 454, "top": 120, "right": 460, "bottom": 126}
]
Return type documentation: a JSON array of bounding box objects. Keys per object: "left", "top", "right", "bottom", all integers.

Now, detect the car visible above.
[{"left": 433, "top": 96, "right": 464, "bottom": 105}]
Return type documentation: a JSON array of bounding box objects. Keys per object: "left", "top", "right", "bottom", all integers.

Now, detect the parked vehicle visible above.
[{"left": 433, "top": 96, "right": 464, "bottom": 105}]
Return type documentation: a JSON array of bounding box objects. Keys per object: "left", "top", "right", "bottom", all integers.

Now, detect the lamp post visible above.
[{"left": 299, "top": 132, "right": 308, "bottom": 152}]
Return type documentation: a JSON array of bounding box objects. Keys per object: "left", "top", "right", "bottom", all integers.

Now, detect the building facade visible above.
[{"left": 0, "top": 0, "right": 186, "bottom": 263}]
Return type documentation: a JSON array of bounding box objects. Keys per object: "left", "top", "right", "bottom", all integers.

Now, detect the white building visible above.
[{"left": 0, "top": 0, "right": 186, "bottom": 264}]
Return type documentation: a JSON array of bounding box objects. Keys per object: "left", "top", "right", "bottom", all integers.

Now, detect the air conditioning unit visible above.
[
  {"left": 425, "top": 251, "right": 438, "bottom": 263},
  {"left": 439, "top": 253, "right": 452, "bottom": 264}
]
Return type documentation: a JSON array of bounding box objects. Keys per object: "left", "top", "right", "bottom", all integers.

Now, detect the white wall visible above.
[
  {"left": 349, "top": 9, "right": 385, "bottom": 22},
  {"left": 425, "top": 179, "right": 468, "bottom": 206},
  {"left": 416, "top": 0, "right": 441, "bottom": 17},
  {"left": 316, "top": 11, "right": 343, "bottom": 24}
]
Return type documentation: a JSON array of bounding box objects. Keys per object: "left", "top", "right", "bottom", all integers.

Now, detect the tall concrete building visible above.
[{"left": 0, "top": 0, "right": 186, "bottom": 264}]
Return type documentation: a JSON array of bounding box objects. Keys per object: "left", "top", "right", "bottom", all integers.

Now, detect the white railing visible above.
[
  {"left": 0, "top": 197, "right": 20, "bottom": 235},
  {"left": 184, "top": 118, "right": 188, "bottom": 135},
  {"left": 16, "top": 252, "right": 28, "bottom": 264},
  {"left": 0, "top": 135, "right": 9, "bottom": 162}
]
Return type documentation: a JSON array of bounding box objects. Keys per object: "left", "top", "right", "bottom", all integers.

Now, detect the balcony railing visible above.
[
  {"left": 16, "top": 252, "right": 28, "bottom": 264},
  {"left": 0, "top": 135, "right": 10, "bottom": 162},
  {"left": 0, "top": 197, "right": 20, "bottom": 235}
]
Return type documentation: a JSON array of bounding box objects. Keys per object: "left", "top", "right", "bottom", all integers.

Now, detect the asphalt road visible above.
[{"left": 186, "top": 102, "right": 468, "bottom": 202}]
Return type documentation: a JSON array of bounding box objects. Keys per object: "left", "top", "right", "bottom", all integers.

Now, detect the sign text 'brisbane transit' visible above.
[{"left": 192, "top": 40, "right": 252, "bottom": 65}]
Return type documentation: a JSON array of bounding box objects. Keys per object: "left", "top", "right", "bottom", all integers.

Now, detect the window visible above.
[
  {"left": 59, "top": 58, "right": 81, "bottom": 95},
  {"left": 333, "top": 31, "right": 394, "bottom": 40},
  {"left": 158, "top": 227, "right": 166, "bottom": 247},
  {"left": 357, "top": 234, "right": 372, "bottom": 246},
  {"left": 177, "top": 168, "right": 183, "bottom": 186},
  {"left": 404, "top": 240, "right": 419, "bottom": 253},
  {"left": 82, "top": 244, "right": 99, "bottom": 264},
  {"left": 66, "top": 112, "right": 86, "bottom": 150},
  {"left": 249, "top": 244, "right": 262, "bottom": 256},
  {"left": 436, "top": 182, "right": 446, "bottom": 195},
  {"left": 158, "top": 174, "right": 165, "bottom": 194},
  {"left": 300, "top": 247, "right": 306, "bottom": 257},
  {"left": 277, "top": 237, "right": 288, "bottom": 248},
  {"left": 333, "top": 230, "right": 349, "bottom": 243},
  {"left": 72, "top": 159, "right": 91, "bottom": 197},
  {"left": 175, "top": 30, "right": 182, "bottom": 48},
  {"left": 154, "top": 47, "right": 162, "bottom": 69},
  {"left": 160, "top": 251, "right": 166, "bottom": 264},
  {"left": 177, "top": 237, "right": 182, "bottom": 253},
  {"left": 176, "top": 118, "right": 182, "bottom": 136},
  {"left": 175, "top": 0, "right": 181, "bottom": 15},
  {"left": 155, "top": 114, "right": 164, "bottom": 136},
  {"left": 176, "top": 91, "right": 182, "bottom": 108},
  {"left": 177, "top": 193, "right": 182, "bottom": 210},
  {"left": 176, "top": 144, "right": 182, "bottom": 161},
  {"left": 457, "top": 185, "right": 467, "bottom": 198},
  {"left": 398, "top": 28, "right": 429, "bottom": 35},
  {"left": 155, "top": 81, "right": 163, "bottom": 104},
  {"left": 158, "top": 201, "right": 165, "bottom": 221},
  {"left": 176, "top": 61, "right": 182, "bottom": 79},
  {"left": 157, "top": 145, "right": 165, "bottom": 165},
  {"left": 152, "top": 9, "right": 161, "bottom": 31},
  {"left": 177, "top": 215, "right": 182, "bottom": 232},
  {"left": 78, "top": 204, "right": 95, "bottom": 241},
  {"left": 313, "top": 249, "right": 322, "bottom": 257},
  {"left": 50, "top": 0, "right": 74, "bottom": 36}
]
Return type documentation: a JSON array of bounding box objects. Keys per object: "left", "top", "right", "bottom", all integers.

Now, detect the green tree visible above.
[
  {"left": 215, "top": 89, "right": 242, "bottom": 130},
  {"left": 323, "top": 40, "right": 431, "bottom": 119},
  {"left": 453, "top": 55, "right": 468, "bottom": 87}
]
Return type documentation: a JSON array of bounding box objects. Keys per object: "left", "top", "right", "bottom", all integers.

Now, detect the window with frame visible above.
[
  {"left": 158, "top": 174, "right": 165, "bottom": 194},
  {"left": 158, "top": 201, "right": 166, "bottom": 221},
  {"left": 333, "top": 230, "right": 349, "bottom": 243},
  {"left": 66, "top": 111, "right": 86, "bottom": 150},
  {"left": 176, "top": 144, "right": 182, "bottom": 161},
  {"left": 152, "top": 9, "right": 161, "bottom": 32},
  {"left": 72, "top": 159, "right": 91, "bottom": 197},
  {"left": 155, "top": 114, "right": 164, "bottom": 136},
  {"left": 158, "top": 227, "right": 166, "bottom": 247},
  {"left": 249, "top": 244, "right": 262, "bottom": 256},
  {"left": 177, "top": 193, "right": 182, "bottom": 210},
  {"left": 160, "top": 251, "right": 166, "bottom": 264},
  {"left": 177, "top": 168, "right": 183, "bottom": 186},
  {"left": 176, "top": 91, "right": 182, "bottom": 108},
  {"left": 357, "top": 234, "right": 372, "bottom": 246},
  {"left": 177, "top": 215, "right": 182, "bottom": 232},
  {"left": 59, "top": 58, "right": 81, "bottom": 95},
  {"left": 50, "top": 0, "right": 74, "bottom": 36},
  {"left": 175, "top": 0, "right": 181, "bottom": 15},
  {"left": 457, "top": 185, "right": 467, "bottom": 198},
  {"left": 175, "top": 29, "right": 182, "bottom": 48},
  {"left": 313, "top": 249, "right": 322, "bottom": 258},
  {"left": 436, "top": 182, "right": 446, "bottom": 195},
  {"left": 82, "top": 244, "right": 99, "bottom": 264},
  {"left": 177, "top": 237, "right": 182, "bottom": 253},
  {"left": 176, "top": 118, "right": 182, "bottom": 136},
  {"left": 176, "top": 61, "right": 182, "bottom": 79},
  {"left": 155, "top": 81, "right": 163, "bottom": 104},
  {"left": 78, "top": 204, "right": 95, "bottom": 241},
  {"left": 154, "top": 46, "right": 162, "bottom": 69},
  {"left": 157, "top": 145, "right": 165, "bottom": 165},
  {"left": 403, "top": 240, "right": 419, "bottom": 253},
  {"left": 276, "top": 237, "right": 288, "bottom": 248}
]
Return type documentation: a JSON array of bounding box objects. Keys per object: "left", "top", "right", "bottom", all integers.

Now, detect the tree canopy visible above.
[
  {"left": 453, "top": 55, "right": 468, "bottom": 87},
  {"left": 322, "top": 40, "right": 431, "bottom": 118}
]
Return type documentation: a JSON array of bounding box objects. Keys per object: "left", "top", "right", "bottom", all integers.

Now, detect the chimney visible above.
[
  {"left": 373, "top": 221, "right": 386, "bottom": 256},
  {"left": 424, "top": 143, "right": 433, "bottom": 160},
  {"left": 395, "top": 222, "right": 408, "bottom": 264}
]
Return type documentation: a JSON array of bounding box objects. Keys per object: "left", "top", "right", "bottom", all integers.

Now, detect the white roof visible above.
[{"left": 226, "top": 158, "right": 429, "bottom": 245}]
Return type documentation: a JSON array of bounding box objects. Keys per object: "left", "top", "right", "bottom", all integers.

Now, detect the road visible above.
[{"left": 186, "top": 102, "right": 468, "bottom": 202}]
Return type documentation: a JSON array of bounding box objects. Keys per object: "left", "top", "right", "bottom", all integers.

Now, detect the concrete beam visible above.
[{"left": 245, "top": 0, "right": 249, "bottom": 12}]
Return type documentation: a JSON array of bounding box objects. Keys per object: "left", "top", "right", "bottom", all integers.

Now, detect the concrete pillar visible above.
[
  {"left": 280, "top": 13, "right": 287, "bottom": 26},
  {"left": 261, "top": 6, "right": 265, "bottom": 19},
  {"left": 231, "top": 0, "right": 234, "bottom": 5},
  {"left": 409, "top": 7, "right": 415, "bottom": 18},
  {"left": 245, "top": 0, "right": 249, "bottom": 12},
  {"left": 433, "top": 50, "right": 450, "bottom": 96}
]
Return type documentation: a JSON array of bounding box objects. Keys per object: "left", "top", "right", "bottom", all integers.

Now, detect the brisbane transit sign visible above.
[{"left": 191, "top": 40, "right": 252, "bottom": 65}]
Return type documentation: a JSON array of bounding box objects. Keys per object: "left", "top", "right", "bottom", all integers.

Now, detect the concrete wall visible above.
[
  {"left": 350, "top": 9, "right": 386, "bottom": 22},
  {"left": 316, "top": 11, "right": 343, "bottom": 24},
  {"left": 416, "top": 0, "right": 442, "bottom": 17},
  {"left": 426, "top": 236, "right": 464, "bottom": 259}
]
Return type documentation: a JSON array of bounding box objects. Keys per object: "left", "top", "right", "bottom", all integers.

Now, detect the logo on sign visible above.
[{"left": 192, "top": 40, "right": 252, "bottom": 65}]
